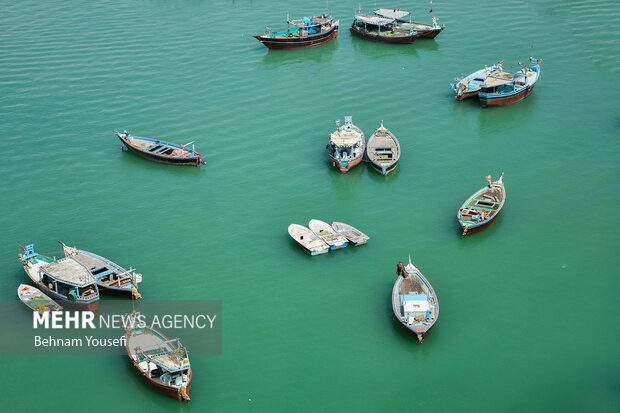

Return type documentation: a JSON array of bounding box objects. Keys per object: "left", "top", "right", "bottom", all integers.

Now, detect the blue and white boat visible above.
[
  {"left": 19, "top": 244, "right": 100, "bottom": 311},
  {"left": 451, "top": 60, "right": 504, "bottom": 100},
  {"left": 60, "top": 242, "right": 142, "bottom": 297},
  {"left": 478, "top": 57, "right": 542, "bottom": 107},
  {"left": 392, "top": 256, "right": 439, "bottom": 343}
]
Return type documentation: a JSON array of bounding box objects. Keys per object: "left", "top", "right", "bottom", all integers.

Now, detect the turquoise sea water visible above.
[{"left": 1, "top": 0, "right": 619, "bottom": 411}]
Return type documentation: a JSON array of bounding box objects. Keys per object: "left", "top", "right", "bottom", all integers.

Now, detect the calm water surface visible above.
[{"left": 1, "top": 0, "right": 619, "bottom": 411}]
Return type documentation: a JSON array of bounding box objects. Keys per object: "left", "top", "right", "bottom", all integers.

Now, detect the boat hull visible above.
[
  {"left": 456, "top": 90, "right": 478, "bottom": 101},
  {"left": 349, "top": 26, "right": 418, "bottom": 43},
  {"left": 479, "top": 84, "right": 535, "bottom": 107},
  {"left": 118, "top": 135, "right": 201, "bottom": 166},
  {"left": 458, "top": 216, "right": 498, "bottom": 236},
  {"left": 369, "top": 160, "right": 398, "bottom": 176},
  {"left": 415, "top": 28, "right": 443, "bottom": 39},
  {"left": 254, "top": 25, "right": 338, "bottom": 50},
  {"left": 329, "top": 154, "right": 363, "bottom": 173}
]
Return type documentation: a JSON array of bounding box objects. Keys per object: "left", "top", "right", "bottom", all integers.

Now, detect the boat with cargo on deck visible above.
[
  {"left": 392, "top": 256, "right": 438, "bottom": 343},
  {"left": 327, "top": 116, "right": 365, "bottom": 173},
  {"left": 115, "top": 130, "right": 204, "bottom": 166},
  {"left": 374, "top": 6, "right": 444, "bottom": 39},
  {"left": 478, "top": 57, "right": 542, "bottom": 107},
  {"left": 457, "top": 173, "right": 505, "bottom": 235},
  {"left": 350, "top": 13, "right": 419, "bottom": 43},
  {"left": 19, "top": 244, "right": 99, "bottom": 311},
  {"left": 254, "top": 13, "right": 339, "bottom": 49},
  {"left": 60, "top": 241, "right": 142, "bottom": 298},
  {"left": 17, "top": 284, "right": 62, "bottom": 312},
  {"left": 125, "top": 313, "right": 192, "bottom": 401}
]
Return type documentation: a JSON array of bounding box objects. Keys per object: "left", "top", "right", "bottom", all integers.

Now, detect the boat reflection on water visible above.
[{"left": 258, "top": 35, "right": 337, "bottom": 70}]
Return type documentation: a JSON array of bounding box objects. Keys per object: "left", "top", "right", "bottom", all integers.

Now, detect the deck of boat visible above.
[
  {"left": 397, "top": 274, "right": 426, "bottom": 295},
  {"left": 42, "top": 257, "right": 95, "bottom": 286}
]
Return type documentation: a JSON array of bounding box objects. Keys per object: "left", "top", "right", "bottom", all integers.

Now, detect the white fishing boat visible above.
[
  {"left": 331, "top": 222, "right": 370, "bottom": 246},
  {"left": 366, "top": 120, "right": 401, "bottom": 176},
  {"left": 17, "top": 284, "right": 62, "bottom": 312},
  {"left": 308, "top": 219, "right": 349, "bottom": 250},
  {"left": 288, "top": 224, "right": 330, "bottom": 255}
]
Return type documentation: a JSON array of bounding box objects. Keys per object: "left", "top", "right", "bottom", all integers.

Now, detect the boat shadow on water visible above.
[
  {"left": 350, "top": 36, "right": 420, "bottom": 58},
  {"left": 477, "top": 93, "right": 537, "bottom": 132},
  {"left": 258, "top": 40, "right": 338, "bottom": 70},
  {"left": 119, "top": 149, "right": 207, "bottom": 178},
  {"left": 327, "top": 160, "right": 365, "bottom": 194}
]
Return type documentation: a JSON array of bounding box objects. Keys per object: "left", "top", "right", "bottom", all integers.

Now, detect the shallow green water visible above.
[{"left": 1, "top": 0, "right": 619, "bottom": 411}]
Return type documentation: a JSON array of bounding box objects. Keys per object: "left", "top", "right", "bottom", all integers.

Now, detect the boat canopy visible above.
[
  {"left": 41, "top": 257, "right": 96, "bottom": 287},
  {"left": 330, "top": 130, "right": 362, "bottom": 147},
  {"left": 374, "top": 9, "right": 411, "bottom": 19},
  {"left": 354, "top": 14, "right": 395, "bottom": 26},
  {"left": 403, "top": 296, "right": 430, "bottom": 313}
]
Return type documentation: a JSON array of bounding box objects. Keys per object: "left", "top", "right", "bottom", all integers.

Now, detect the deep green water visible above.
[{"left": 1, "top": 0, "right": 619, "bottom": 411}]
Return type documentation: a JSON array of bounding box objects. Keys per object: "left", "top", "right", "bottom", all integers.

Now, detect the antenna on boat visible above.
[{"left": 408, "top": 254, "right": 413, "bottom": 266}]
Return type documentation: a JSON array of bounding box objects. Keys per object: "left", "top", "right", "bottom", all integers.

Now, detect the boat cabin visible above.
[{"left": 38, "top": 258, "right": 99, "bottom": 301}]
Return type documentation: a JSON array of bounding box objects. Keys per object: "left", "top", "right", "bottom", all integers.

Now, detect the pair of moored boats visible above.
[
  {"left": 18, "top": 242, "right": 142, "bottom": 312},
  {"left": 288, "top": 220, "right": 369, "bottom": 255},
  {"left": 451, "top": 57, "right": 542, "bottom": 106},
  {"left": 327, "top": 117, "right": 401, "bottom": 175},
  {"left": 350, "top": 8, "right": 444, "bottom": 43},
  {"left": 253, "top": 6, "right": 443, "bottom": 49}
]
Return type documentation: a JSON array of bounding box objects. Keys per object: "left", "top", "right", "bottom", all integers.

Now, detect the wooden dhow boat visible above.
[
  {"left": 17, "top": 284, "right": 62, "bottom": 312},
  {"left": 331, "top": 222, "right": 369, "bottom": 246},
  {"left": 457, "top": 174, "right": 505, "bottom": 235},
  {"left": 327, "top": 116, "right": 365, "bottom": 173},
  {"left": 366, "top": 120, "right": 401, "bottom": 176},
  {"left": 288, "top": 224, "right": 330, "bottom": 255},
  {"left": 60, "top": 242, "right": 142, "bottom": 298},
  {"left": 478, "top": 57, "right": 542, "bottom": 107},
  {"left": 308, "top": 219, "right": 348, "bottom": 250},
  {"left": 254, "top": 13, "right": 339, "bottom": 49},
  {"left": 392, "top": 256, "right": 438, "bottom": 343},
  {"left": 450, "top": 61, "right": 504, "bottom": 101},
  {"left": 18, "top": 244, "right": 99, "bottom": 311},
  {"left": 374, "top": 6, "right": 444, "bottom": 39},
  {"left": 125, "top": 313, "right": 192, "bottom": 401},
  {"left": 350, "top": 14, "right": 418, "bottom": 43},
  {"left": 115, "top": 130, "right": 205, "bottom": 166}
]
